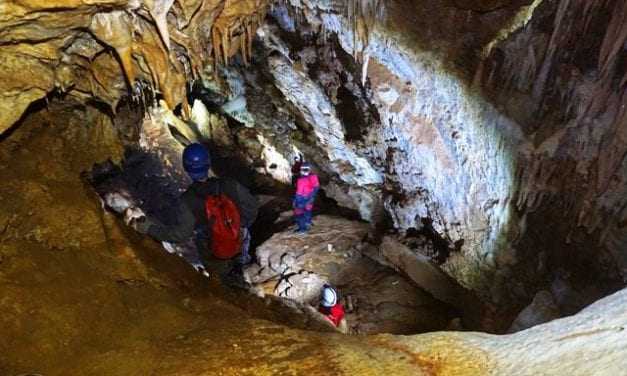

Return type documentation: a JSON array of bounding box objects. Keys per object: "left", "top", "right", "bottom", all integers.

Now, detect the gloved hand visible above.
[{"left": 124, "top": 207, "right": 148, "bottom": 233}]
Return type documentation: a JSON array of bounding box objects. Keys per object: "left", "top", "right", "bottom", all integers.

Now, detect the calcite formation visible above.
[
  {"left": 2, "top": 0, "right": 627, "bottom": 373},
  {"left": 0, "top": 0, "right": 272, "bottom": 133}
]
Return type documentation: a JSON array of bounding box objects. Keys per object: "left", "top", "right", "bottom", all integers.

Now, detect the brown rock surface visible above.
[
  {"left": 1, "top": 80, "right": 626, "bottom": 376},
  {"left": 245, "top": 215, "right": 455, "bottom": 335}
]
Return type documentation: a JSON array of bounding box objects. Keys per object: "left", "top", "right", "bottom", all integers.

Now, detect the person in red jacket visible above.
[
  {"left": 293, "top": 162, "right": 319, "bottom": 233},
  {"left": 318, "top": 284, "right": 345, "bottom": 327}
]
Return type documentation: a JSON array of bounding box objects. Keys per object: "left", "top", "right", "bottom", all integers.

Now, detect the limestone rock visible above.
[
  {"left": 245, "top": 215, "right": 370, "bottom": 289},
  {"left": 245, "top": 215, "right": 454, "bottom": 334},
  {"left": 508, "top": 290, "right": 561, "bottom": 333},
  {"left": 267, "top": 53, "right": 383, "bottom": 221},
  {"left": 263, "top": 0, "right": 627, "bottom": 307},
  {"left": 378, "top": 236, "right": 475, "bottom": 311},
  {"left": 0, "top": 0, "right": 274, "bottom": 133},
  {"left": 3, "top": 93, "right": 627, "bottom": 375}
]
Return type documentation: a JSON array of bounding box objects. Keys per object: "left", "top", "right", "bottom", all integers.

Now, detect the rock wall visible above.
[
  {"left": 217, "top": 0, "right": 626, "bottom": 307},
  {"left": 202, "top": 0, "right": 527, "bottom": 302},
  {"left": 1, "top": 0, "right": 625, "bottom": 313},
  {"left": 476, "top": 0, "right": 627, "bottom": 295}
]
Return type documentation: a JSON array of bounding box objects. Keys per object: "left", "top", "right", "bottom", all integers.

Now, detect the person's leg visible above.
[
  {"left": 194, "top": 227, "right": 211, "bottom": 270},
  {"left": 293, "top": 206, "right": 306, "bottom": 232},
  {"left": 194, "top": 231, "right": 231, "bottom": 280},
  {"left": 222, "top": 228, "right": 251, "bottom": 289},
  {"left": 304, "top": 209, "right": 313, "bottom": 229},
  {"left": 239, "top": 227, "right": 252, "bottom": 264},
  {"left": 295, "top": 213, "right": 308, "bottom": 232}
]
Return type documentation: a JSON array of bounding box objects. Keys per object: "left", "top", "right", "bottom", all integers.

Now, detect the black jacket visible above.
[{"left": 143, "top": 177, "right": 258, "bottom": 243}]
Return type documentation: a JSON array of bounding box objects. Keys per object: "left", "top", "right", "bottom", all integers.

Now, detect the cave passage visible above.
[
  {"left": 89, "top": 143, "right": 464, "bottom": 336},
  {"left": 5, "top": 0, "right": 627, "bottom": 373}
]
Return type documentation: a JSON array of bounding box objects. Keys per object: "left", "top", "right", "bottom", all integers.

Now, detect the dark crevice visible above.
[
  {"left": 336, "top": 85, "right": 367, "bottom": 142},
  {"left": 403, "top": 218, "right": 457, "bottom": 265}
]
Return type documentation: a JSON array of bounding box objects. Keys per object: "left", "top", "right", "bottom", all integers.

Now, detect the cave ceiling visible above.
[
  {"left": 0, "top": 0, "right": 270, "bottom": 134},
  {"left": 0, "top": 0, "right": 544, "bottom": 136}
]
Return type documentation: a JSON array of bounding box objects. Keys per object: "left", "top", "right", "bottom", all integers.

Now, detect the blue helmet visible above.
[{"left": 182, "top": 143, "right": 211, "bottom": 181}]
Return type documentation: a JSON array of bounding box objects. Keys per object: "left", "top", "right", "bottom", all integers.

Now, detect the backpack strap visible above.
[{"left": 199, "top": 177, "right": 221, "bottom": 197}]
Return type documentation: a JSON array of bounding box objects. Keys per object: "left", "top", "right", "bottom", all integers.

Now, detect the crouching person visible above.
[
  {"left": 318, "top": 284, "right": 347, "bottom": 332},
  {"left": 126, "top": 143, "right": 258, "bottom": 279},
  {"left": 293, "top": 162, "right": 319, "bottom": 233}
]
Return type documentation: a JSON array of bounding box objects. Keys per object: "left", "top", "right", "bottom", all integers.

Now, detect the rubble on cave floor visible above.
[{"left": 244, "top": 215, "right": 456, "bottom": 335}]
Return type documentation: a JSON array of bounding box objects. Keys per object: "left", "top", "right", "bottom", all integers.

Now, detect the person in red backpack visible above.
[
  {"left": 128, "top": 143, "right": 258, "bottom": 269},
  {"left": 318, "top": 284, "right": 345, "bottom": 328},
  {"left": 293, "top": 162, "right": 319, "bottom": 233}
]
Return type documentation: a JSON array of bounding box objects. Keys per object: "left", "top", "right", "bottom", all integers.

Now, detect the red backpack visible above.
[{"left": 205, "top": 189, "right": 241, "bottom": 259}]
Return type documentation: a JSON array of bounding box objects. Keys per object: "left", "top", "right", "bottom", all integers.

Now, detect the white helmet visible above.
[
  {"left": 321, "top": 285, "right": 337, "bottom": 307},
  {"left": 300, "top": 162, "right": 311, "bottom": 176}
]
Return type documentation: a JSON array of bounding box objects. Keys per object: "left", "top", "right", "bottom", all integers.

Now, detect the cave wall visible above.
[
  {"left": 0, "top": 101, "right": 424, "bottom": 374},
  {"left": 1, "top": 0, "right": 625, "bottom": 306},
  {"left": 212, "top": 0, "right": 533, "bottom": 302},
  {"left": 1, "top": 2, "right": 627, "bottom": 372},
  {"left": 1, "top": 94, "right": 626, "bottom": 376},
  {"left": 476, "top": 0, "right": 627, "bottom": 292},
  {"left": 207, "top": 0, "right": 626, "bottom": 305}
]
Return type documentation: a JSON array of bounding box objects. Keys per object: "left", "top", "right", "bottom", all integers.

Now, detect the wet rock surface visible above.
[{"left": 244, "top": 215, "right": 455, "bottom": 335}]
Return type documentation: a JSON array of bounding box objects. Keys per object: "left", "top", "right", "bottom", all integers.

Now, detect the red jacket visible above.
[
  {"left": 296, "top": 174, "right": 320, "bottom": 198},
  {"left": 319, "top": 303, "right": 345, "bottom": 327},
  {"left": 294, "top": 174, "right": 320, "bottom": 213}
]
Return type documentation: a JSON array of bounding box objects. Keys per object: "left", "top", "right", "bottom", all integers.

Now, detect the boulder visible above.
[
  {"left": 244, "top": 215, "right": 371, "bottom": 302},
  {"left": 508, "top": 290, "right": 561, "bottom": 333},
  {"left": 244, "top": 215, "right": 454, "bottom": 334},
  {"left": 377, "top": 236, "right": 473, "bottom": 312}
]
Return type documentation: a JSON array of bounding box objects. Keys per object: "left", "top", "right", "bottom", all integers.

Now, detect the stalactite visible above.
[
  {"left": 343, "top": 0, "right": 385, "bottom": 61},
  {"left": 210, "top": 0, "right": 271, "bottom": 70},
  {"left": 0, "top": 0, "right": 279, "bottom": 131},
  {"left": 145, "top": 0, "right": 176, "bottom": 51},
  {"left": 531, "top": 0, "right": 572, "bottom": 106}
]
